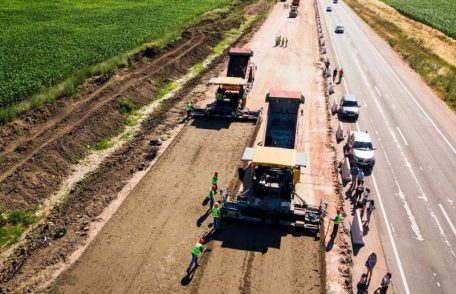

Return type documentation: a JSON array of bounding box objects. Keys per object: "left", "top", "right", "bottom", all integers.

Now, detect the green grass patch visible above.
[
  {"left": 94, "top": 138, "right": 115, "bottom": 151},
  {"left": 381, "top": 0, "right": 456, "bottom": 39},
  {"left": 0, "top": 208, "right": 42, "bottom": 248},
  {"left": 155, "top": 81, "right": 181, "bottom": 100},
  {"left": 121, "top": 132, "right": 131, "bottom": 140},
  {"left": 346, "top": 0, "right": 456, "bottom": 111},
  {"left": 0, "top": 0, "right": 232, "bottom": 124},
  {"left": 118, "top": 98, "right": 138, "bottom": 115},
  {"left": 125, "top": 116, "right": 139, "bottom": 126}
]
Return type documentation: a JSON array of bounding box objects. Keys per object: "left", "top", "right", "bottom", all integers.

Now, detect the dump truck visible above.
[
  {"left": 220, "top": 90, "right": 323, "bottom": 233},
  {"left": 192, "top": 48, "right": 260, "bottom": 121}
]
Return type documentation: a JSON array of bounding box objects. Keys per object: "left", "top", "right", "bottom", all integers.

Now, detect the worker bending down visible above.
[{"left": 186, "top": 238, "right": 205, "bottom": 273}]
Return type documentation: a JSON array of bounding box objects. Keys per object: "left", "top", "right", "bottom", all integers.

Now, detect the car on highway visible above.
[
  {"left": 335, "top": 25, "right": 344, "bottom": 33},
  {"left": 339, "top": 95, "right": 360, "bottom": 119},
  {"left": 326, "top": 6, "right": 332, "bottom": 12},
  {"left": 333, "top": 0, "right": 338, "bottom": 3},
  {"left": 346, "top": 131, "right": 376, "bottom": 169}
]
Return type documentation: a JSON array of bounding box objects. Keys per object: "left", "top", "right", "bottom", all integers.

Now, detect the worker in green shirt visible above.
[
  {"left": 207, "top": 185, "right": 217, "bottom": 209},
  {"left": 186, "top": 238, "right": 205, "bottom": 273},
  {"left": 184, "top": 102, "right": 193, "bottom": 118},
  {"left": 211, "top": 172, "right": 218, "bottom": 191},
  {"left": 330, "top": 209, "right": 343, "bottom": 238},
  {"left": 212, "top": 202, "right": 221, "bottom": 230}
]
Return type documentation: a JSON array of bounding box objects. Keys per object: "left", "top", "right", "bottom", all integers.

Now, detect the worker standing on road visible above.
[
  {"left": 281, "top": 36, "right": 285, "bottom": 47},
  {"left": 360, "top": 187, "right": 370, "bottom": 218},
  {"left": 329, "top": 82, "right": 335, "bottom": 95},
  {"left": 275, "top": 35, "right": 280, "bottom": 47},
  {"left": 333, "top": 68, "right": 338, "bottom": 82},
  {"left": 211, "top": 172, "right": 218, "bottom": 191},
  {"left": 351, "top": 166, "right": 359, "bottom": 189},
  {"left": 185, "top": 103, "right": 193, "bottom": 118},
  {"left": 207, "top": 185, "right": 217, "bottom": 209},
  {"left": 330, "top": 209, "right": 343, "bottom": 238},
  {"left": 285, "top": 37, "right": 288, "bottom": 47},
  {"left": 186, "top": 238, "right": 206, "bottom": 273},
  {"left": 212, "top": 202, "right": 221, "bottom": 230},
  {"left": 338, "top": 68, "right": 344, "bottom": 83}
]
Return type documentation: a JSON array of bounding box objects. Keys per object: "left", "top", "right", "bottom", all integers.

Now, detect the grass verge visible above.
[
  {"left": 0, "top": 208, "right": 42, "bottom": 249},
  {"left": 345, "top": 0, "right": 456, "bottom": 111}
]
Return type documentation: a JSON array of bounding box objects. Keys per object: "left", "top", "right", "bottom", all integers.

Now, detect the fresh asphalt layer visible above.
[{"left": 320, "top": 1, "right": 456, "bottom": 293}]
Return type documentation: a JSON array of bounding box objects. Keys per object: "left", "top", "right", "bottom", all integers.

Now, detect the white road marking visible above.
[
  {"left": 374, "top": 86, "right": 382, "bottom": 97},
  {"left": 437, "top": 282, "right": 441, "bottom": 287},
  {"left": 371, "top": 175, "right": 411, "bottom": 294},
  {"left": 341, "top": 3, "right": 456, "bottom": 155},
  {"left": 321, "top": 5, "right": 412, "bottom": 291},
  {"left": 390, "top": 223, "right": 396, "bottom": 234},
  {"left": 439, "top": 204, "right": 456, "bottom": 238},
  {"left": 419, "top": 166, "right": 423, "bottom": 170},
  {"left": 363, "top": 64, "right": 368, "bottom": 72},
  {"left": 363, "top": 100, "right": 367, "bottom": 107},
  {"left": 396, "top": 127, "right": 409, "bottom": 146}
]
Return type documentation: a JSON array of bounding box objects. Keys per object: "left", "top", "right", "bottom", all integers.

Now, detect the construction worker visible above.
[
  {"left": 211, "top": 172, "right": 218, "bottom": 190},
  {"left": 207, "top": 185, "right": 217, "bottom": 209},
  {"left": 285, "top": 37, "right": 288, "bottom": 47},
  {"left": 212, "top": 202, "right": 221, "bottom": 230},
  {"left": 333, "top": 67, "right": 338, "bottom": 82},
  {"left": 275, "top": 35, "right": 281, "bottom": 47},
  {"left": 185, "top": 102, "right": 193, "bottom": 118},
  {"left": 186, "top": 238, "right": 205, "bottom": 273},
  {"left": 281, "top": 36, "right": 285, "bottom": 47},
  {"left": 330, "top": 209, "right": 343, "bottom": 238}
]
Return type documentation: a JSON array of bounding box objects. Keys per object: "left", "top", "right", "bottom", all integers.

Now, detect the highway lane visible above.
[{"left": 319, "top": 1, "right": 456, "bottom": 293}]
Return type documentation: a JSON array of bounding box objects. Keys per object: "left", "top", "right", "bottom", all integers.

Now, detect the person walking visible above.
[
  {"left": 212, "top": 202, "right": 221, "bottom": 230},
  {"left": 207, "top": 185, "right": 217, "bottom": 209},
  {"left": 366, "top": 200, "right": 376, "bottom": 226},
  {"left": 186, "top": 238, "right": 205, "bottom": 273},
  {"left": 333, "top": 67, "right": 338, "bottom": 82},
  {"left": 338, "top": 68, "right": 344, "bottom": 83},
  {"left": 351, "top": 166, "right": 359, "bottom": 189},
  {"left": 360, "top": 188, "right": 370, "bottom": 218},
  {"left": 330, "top": 209, "right": 343, "bottom": 238},
  {"left": 211, "top": 172, "right": 218, "bottom": 190},
  {"left": 365, "top": 252, "right": 377, "bottom": 279},
  {"left": 356, "top": 273, "right": 368, "bottom": 293},
  {"left": 184, "top": 102, "right": 193, "bottom": 118},
  {"left": 357, "top": 168, "right": 365, "bottom": 187},
  {"left": 355, "top": 180, "right": 365, "bottom": 202},
  {"left": 329, "top": 82, "right": 335, "bottom": 95},
  {"left": 374, "top": 273, "right": 392, "bottom": 294}
]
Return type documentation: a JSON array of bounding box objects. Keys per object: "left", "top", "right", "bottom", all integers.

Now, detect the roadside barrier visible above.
[
  {"left": 351, "top": 210, "right": 365, "bottom": 246},
  {"left": 336, "top": 122, "right": 344, "bottom": 142},
  {"left": 340, "top": 157, "right": 351, "bottom": 183}
]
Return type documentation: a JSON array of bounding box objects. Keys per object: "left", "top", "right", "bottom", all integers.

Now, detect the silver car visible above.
[
  {"left": 339, "top": 95, "right": 360, "bottom": 120},
  {"left": 335, "top": 25, "right": 344, "bottom": 33},
  {"left": 347, "top": 131, "right": 376, "bottom": 169}
]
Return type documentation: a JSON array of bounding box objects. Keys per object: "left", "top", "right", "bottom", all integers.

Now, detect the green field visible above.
[
  {"left": 0, "top": 0, "right": 230, "bottom": 109},
  {"left": 381, "top": 0, "right": 456, "bottom": 39}
]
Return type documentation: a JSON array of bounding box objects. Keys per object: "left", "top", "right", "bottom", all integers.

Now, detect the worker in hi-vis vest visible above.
[
  {"left": 212, "top": 202, "right": 221, "bottom": 230},
  {"left": 330, "top": 209, "right": 343, "bottom": 238},
  {"left": 207, "top": 185, "right": 217, "bottom": 209},
  {"left": 186, "top": 238, "right": 205, "bottom": 273},
  {"left": 211, "top": 172, "right": 218, "bottom": 190}
]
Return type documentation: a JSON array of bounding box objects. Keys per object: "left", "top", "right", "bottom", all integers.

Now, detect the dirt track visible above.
[{"left": 49, "top": 1, "right": 327, "bottom": 293}]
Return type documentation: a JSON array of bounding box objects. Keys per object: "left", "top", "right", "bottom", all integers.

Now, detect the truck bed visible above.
[
  {"left": 227, "top": 55, "right": 249, "bottom": 78},
  {"left": 264, "top": 101, "right": 299, "bottom": 149}
]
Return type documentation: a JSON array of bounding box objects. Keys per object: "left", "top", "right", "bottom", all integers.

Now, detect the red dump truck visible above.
[
  {"left": 192, "top": 48, "right": 260, "bottom": 121},
  {"left": 220, "top": 90, "right": 323, "bottom": 233}
]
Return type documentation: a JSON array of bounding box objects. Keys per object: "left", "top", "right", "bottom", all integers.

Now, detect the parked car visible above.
[
  {"left": 326, "top": 6, "right": 332, "bottom": 12},
  {"left": 335, "top": 25, "right": 344, "bottom": 33},
  {"left": 333, "top": 0, "right": 338, "bottom": 3},
  {"left": 346, "top": 131, "right": 376, "bottom": 169},
  {"left": 339, "top": 95, "right": 360, "bottom": 119}
]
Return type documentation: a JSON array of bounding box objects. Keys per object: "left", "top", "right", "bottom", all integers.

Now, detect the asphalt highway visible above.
[{"left": 319, "top": 1, "right": 456, "bottom": 293}]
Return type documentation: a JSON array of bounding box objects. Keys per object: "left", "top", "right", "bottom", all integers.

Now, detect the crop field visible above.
[
  {"left": 0, "top": 0, "right": 230, "bottom": 109},
  {"left": 381, "top": 0, "right": 456, "bottom": 39}
]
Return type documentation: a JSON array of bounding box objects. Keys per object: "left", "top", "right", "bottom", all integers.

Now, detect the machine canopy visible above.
[
  {"left": 208, "top": 77, "right": 247, "bottom": 86},
  {"left": 242, "top": 146, "right": 306, "bottom": 168}
]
